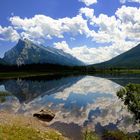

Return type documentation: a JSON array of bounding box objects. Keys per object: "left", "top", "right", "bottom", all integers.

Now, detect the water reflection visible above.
[
  {"left": 0, "top": 76, "right": 82, "bottom": 103},
  {"left": 0, "top": 75, "right": 140, "bottom": 140},
  {"left": 95, "top": 74, "right": 140, "bottom": 86}
]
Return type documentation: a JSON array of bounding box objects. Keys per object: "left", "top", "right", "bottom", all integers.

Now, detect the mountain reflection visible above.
[
  {"left": 95, "top": 74, "right": 140, "bottom": 86},
  {"left": 0, "top": 75, "right": 140, "bottom": 140},
  {"left": 0, "top": 76, "right": 83, "bottom": 103}
]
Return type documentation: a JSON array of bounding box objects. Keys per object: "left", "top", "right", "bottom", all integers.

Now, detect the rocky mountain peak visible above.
[{"left": 3, "top": 39, "right": 84, "bottom": 66}]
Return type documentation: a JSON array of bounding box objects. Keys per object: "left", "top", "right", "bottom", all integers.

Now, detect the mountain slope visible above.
[
  {"left": 0, "top": 59, "right": 3, "bottom": 64},
  {"left": 92, "top": 43, "right": 140, "bottom": 68},
  {"left": 0, "top": 58, "right": 6, "bottom": 65},
  {"left": 3, "top": 39, "right": 84, "bottom": 66}
]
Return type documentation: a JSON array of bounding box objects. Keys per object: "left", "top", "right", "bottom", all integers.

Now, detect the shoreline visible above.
[
  {"left": 0, "top": 112, "right": 68, "bottom": 140},
  {"left": 0, "top": 70, "right": 140, "bottom": 80}
]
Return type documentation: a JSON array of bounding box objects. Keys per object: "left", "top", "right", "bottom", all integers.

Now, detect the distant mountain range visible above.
[
  {"left": 2, "top": 39, "right": 84, "bottom": 66},
  {"left": 92, "top": 43, "right": 140, "bottom": 68},
  {"left": 1, "top": 39, "right": 140, "bottom": 68}
]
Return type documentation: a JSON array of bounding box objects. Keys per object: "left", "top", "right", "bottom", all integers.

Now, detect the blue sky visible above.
[{"left": 0, "top": 0, "right": 140, "bottom": 64}]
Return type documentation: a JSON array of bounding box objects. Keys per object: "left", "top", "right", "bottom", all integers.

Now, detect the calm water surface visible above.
[{"left": 0, "top": 74, "right": 140, "bottom": 140}]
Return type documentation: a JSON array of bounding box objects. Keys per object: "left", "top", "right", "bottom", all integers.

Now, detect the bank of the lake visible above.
[
  {"left": 0, "top": 112, "right": 68, "bottom": 140},
  {"left": 1, "top": 69, "right": 140, "bottom": 79}
]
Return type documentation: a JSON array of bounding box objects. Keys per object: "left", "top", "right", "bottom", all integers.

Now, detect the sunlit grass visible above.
[{"left": 0, "top": 124, "right": 67, "bottom": 140}]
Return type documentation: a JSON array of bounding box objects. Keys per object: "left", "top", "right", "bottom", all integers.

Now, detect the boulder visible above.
[{"left": 33, "top": 109, "right": 55, "bottom": 122}]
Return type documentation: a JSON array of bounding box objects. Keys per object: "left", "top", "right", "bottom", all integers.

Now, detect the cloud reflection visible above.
[{"left": 0, "top": 76, "right": 139, "bottom": 134}]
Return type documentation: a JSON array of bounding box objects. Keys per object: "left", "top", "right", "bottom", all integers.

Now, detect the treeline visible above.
[
  {"left": 0, "top": 63, "right": 140, "bottom": 74},
  {"left": 0, "top": 63, "right": 89, "bottom": 73}
]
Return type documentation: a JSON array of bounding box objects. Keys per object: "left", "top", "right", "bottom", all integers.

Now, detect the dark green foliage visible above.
[
  {"left": 0, "top": 59, "right": 3, "bottom": 64},
  {"left": 0, "top": 63, "right": 89, "bottom": 80},
  {"left": 83, "top": 130, "right": 140, "bottom": 140},
  {"left": 117, "top": 84, "right": 140, "bottom": 123},
  {"left": 103, "top": 130, "right": 139, "bottom": 140},
  {"left": 0, "top": 58, "right": 7, "bottom": 65}
]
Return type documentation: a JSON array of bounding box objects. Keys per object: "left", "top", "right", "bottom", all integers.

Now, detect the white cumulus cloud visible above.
[
  {"left": 53, "top": 40, "right": 136, "bottom": 64},
  {"left": 90, "top": 14, "right": 123, "bottom": 43},
  {"left": 120, "top": 0, "right": 140, "bottom": 3},
  {"left": 79, "top": 7, "right": 94, "bottom": 19},
  {"left": 0, "top": 26, "right": 20, "bottom": 42},
  {"left": 115, "top": 6, "right": 140, "bottom": 41},
  {"left": 9, "top": 6, "right": 140, "bottom": 46},
  {"left": 54, "top": 41, "right": 71, "bottom": 54},
  {"left": 10, "top": 14, "right": 91, "bottom": 42},
  {"left": 79, "top": 0, "right": 97, "bottom": 6}
]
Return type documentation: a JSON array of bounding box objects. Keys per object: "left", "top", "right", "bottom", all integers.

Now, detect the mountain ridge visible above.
[
  {"left": 92, "top": 43, "right": 140, "bottom": 68},
  {"left": 3, "top": 39, "right": 84, "bottom": 66}
]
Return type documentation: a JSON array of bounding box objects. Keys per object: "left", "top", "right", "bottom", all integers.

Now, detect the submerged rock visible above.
[{"left": 33, "top": 109, "right": 55, "bottom": 122}]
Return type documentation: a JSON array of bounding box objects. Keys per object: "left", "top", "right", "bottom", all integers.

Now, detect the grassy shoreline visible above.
[
  {"left": 0, "top": 69, "right": 140, "bottom": 79},
  {"left": 0, "top": 72, "right": 54, "bottom": 79},
  {"left": 0, "top": 112, "right": 68, "bottom": 140}
]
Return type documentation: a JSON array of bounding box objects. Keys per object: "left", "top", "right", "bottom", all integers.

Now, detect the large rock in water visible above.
[{"left": 33, "top": 109, "right": 55, "bottom": 122}]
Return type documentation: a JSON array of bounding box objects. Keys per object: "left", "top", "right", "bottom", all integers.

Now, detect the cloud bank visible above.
[{"left": 0, "top": 5, "right": 140, "bottom": 64}]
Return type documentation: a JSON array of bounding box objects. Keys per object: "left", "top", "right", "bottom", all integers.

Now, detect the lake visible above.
[{"left": 0, "top": 74, "right": 140, "bottom": 140}]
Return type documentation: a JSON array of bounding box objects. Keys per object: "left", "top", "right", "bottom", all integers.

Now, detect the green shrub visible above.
[{"left": 117, "top": 84, "right": 140, "bottom": 123}]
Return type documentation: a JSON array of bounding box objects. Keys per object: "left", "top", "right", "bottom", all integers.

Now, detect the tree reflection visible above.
[{"left": 117, "top": 84, "right": 140, "bottom": 123}]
